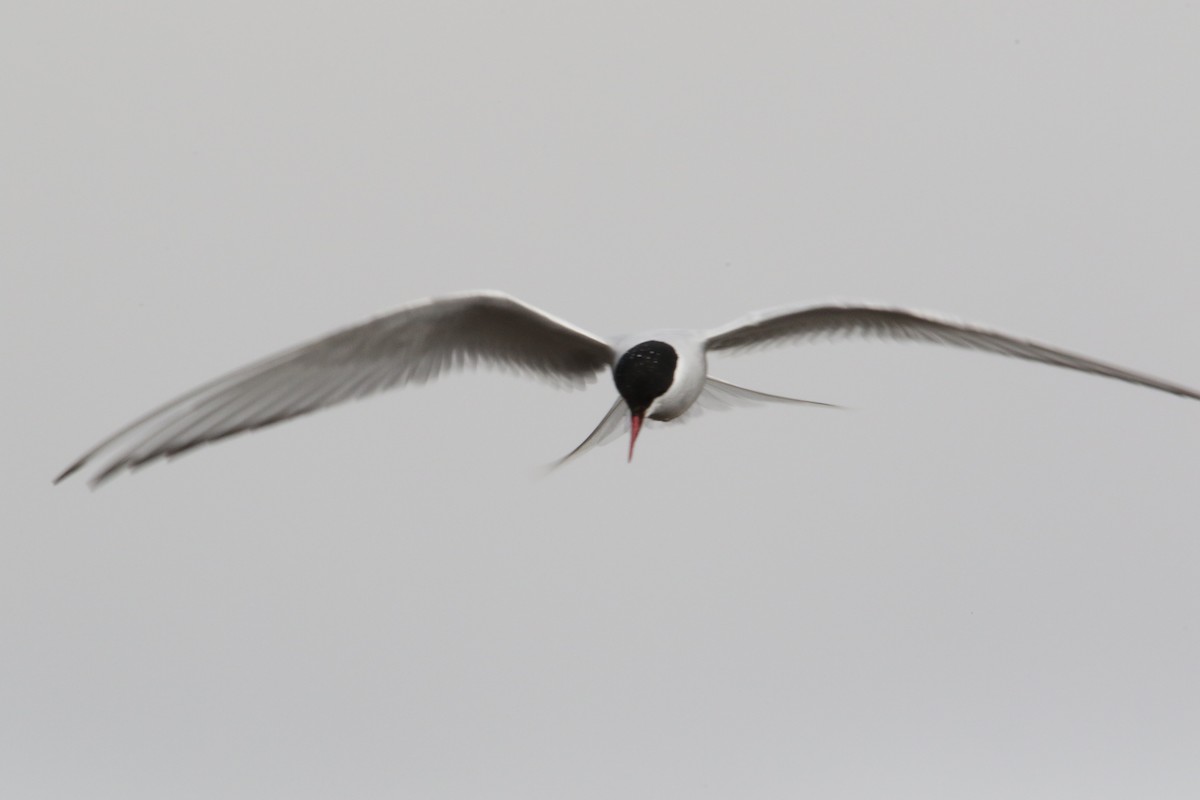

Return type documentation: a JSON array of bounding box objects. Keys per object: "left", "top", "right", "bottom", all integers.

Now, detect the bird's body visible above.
[{"left": 56, "top": 290, "right": 1200, "bottom": 486}]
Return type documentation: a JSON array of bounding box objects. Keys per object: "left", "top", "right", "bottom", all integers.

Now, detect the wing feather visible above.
[
  {"left": 706, "top": 302, "right": 1200, "bottom": 401},
  {"left": 58, "top": 291, "right": 613, "bottom": 485}
]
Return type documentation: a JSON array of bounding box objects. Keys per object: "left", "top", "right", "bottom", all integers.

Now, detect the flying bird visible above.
[{"left": 55, "top": 290, "right": 1200, "bottom": 486}]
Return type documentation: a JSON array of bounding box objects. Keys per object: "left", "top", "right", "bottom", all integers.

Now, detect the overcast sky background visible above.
[{"left": 5, "top": 3, "right": 1199, "bottom": 798}]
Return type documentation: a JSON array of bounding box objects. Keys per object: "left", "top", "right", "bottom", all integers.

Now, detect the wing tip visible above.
[
  {"left": 53, "top": 459, "right": 86, "bottom": 485},
  {"left": 54, "top": 457, "right": 125, "bottom": 489}
]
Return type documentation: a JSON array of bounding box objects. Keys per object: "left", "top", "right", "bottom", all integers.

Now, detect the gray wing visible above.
[
  {"left": 705, "top": 302, "right": 1200, "bottom": 401},
  {"left": 57, "top": 291, "right": 614, "bottom": 486}
]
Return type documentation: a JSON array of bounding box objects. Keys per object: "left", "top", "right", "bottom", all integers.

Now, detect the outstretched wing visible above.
[
  {"left": 58, "top": 291, "right": 614, "bottom": 486},
  {"left": 706, "top": 302, "right": 1200, "bottom": 401}
]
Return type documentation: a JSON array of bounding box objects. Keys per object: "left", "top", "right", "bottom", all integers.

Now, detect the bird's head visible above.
[{"left": 613, "top": 340, "right": 678, "bottom": 461}]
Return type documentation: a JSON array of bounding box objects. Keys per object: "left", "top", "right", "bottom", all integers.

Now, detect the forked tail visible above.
[{"left": 544, "top": 377, "right": 840, "bottom": 471}]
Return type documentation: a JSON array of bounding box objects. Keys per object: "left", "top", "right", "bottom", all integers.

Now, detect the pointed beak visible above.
[{"left": 628, "top": 412, "right": 644, "bottom": 462}]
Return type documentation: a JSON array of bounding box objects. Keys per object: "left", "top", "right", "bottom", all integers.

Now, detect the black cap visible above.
[{"left": 613, "top": 341, "right": 677, "bottom": 414}]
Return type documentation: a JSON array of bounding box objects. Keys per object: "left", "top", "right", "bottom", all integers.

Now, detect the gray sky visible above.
[{"left": 5, "top": 3, "right": 1199, "bottom": 798}]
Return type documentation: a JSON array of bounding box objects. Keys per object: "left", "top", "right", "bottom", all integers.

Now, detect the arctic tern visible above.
[{"left": 55, "top": 290, "right": 1200, "bottom": 486}]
